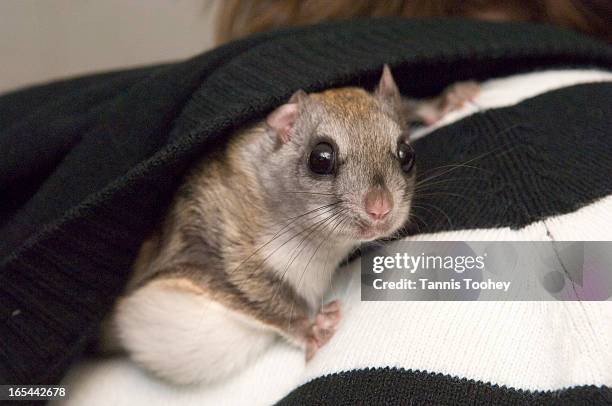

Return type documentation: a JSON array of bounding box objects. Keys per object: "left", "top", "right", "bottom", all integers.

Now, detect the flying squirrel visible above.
[{"left": 103, "top": 65, "right": 479, "bottom": 384}]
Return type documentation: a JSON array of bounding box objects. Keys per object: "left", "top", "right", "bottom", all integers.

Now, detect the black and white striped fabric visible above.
[{"left": 60, "top": 69, "right": 612, "bottom": 405}]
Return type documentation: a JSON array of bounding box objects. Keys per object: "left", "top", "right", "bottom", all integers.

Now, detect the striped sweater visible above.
[{"left": 0, "top": 18, "right": 611, "bottom": 405}]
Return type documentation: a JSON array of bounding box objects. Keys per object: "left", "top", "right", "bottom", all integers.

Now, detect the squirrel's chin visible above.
[{"left": 354, "top": 223, "right": 394, "bottom": 242}]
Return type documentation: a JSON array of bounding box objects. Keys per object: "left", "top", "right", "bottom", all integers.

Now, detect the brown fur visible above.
[
  {"left": 109, "top": 68, "right": 479, "bottom": 371},
  {"left": 129, "top": 125, "right": 316, "bottom": 338}
]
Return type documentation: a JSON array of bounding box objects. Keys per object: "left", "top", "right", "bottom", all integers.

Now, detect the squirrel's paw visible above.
[{"left": 305, "top": 300, "right": 341, "bottom": 361}]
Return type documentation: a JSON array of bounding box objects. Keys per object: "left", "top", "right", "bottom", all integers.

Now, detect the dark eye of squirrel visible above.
[
  {"left": 309, "top": 142, "right": 335, "bottom": 175},
  {"left": 397, "top": 142, "right": 415, "bottom": 173}
]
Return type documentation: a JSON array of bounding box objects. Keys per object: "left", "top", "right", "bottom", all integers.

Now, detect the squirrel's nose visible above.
[{"left": 364, "top": 186, "right": 393, "bottom": 221}]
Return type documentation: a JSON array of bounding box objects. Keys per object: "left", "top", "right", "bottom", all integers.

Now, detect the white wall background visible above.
[{"left": 0, "top": 0, "right": 218, "bottom": 94}]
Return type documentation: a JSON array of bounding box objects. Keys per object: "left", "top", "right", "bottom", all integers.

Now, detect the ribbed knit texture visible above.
[
  {"left": 1, "top": 18, "right": 611, "bottom": 391},
  {"left": 56, "top": 69, "right": 612, "bottom": 406},
  {"left": 407, "top": 83, "right": 612, "bottom": 232},
  {"left": 278, "top": 369, "right": 612, "bottom": 406},
  {"left": 60, "top": 194, "right": 612, "bottom": 405}
]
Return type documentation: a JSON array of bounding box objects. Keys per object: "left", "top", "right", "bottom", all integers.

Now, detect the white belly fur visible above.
[
  {"left": 261, "top": 236, "right": 354, "bottom": 309},
  {"left": 113, "top": 278, "right": 276, "bottom": 385}
]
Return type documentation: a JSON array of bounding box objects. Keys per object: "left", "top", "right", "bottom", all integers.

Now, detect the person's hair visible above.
[{"left": 215, "top": 0, "right": 611, "bottom": 44}]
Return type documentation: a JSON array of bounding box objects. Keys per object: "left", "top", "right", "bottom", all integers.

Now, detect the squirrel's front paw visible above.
[
  {"left": 420, "top": 81, "right": 480, "bottom": 125},
  {"left": 440, "top": 81, "right": 480, "bottom": 114},
  {"left": 305, "top": 300, "right": 341, "bottom": 361}
]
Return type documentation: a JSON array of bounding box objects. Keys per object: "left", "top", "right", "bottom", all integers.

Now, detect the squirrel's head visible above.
[{"left": 261, "top": 65, "right": 415, "bottom": 242}]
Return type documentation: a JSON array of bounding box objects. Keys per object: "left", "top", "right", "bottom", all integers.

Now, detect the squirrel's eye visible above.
[
  {"left": 397, "top": 142, "right": 415, "bottom": 173},
  {"left": 309, "top": 142, "right": 335, "bottom": 175}
]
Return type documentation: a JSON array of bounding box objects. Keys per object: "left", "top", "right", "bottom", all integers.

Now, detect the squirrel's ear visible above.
[
  {"left": 288, "top": 89, "right": 308, "bottom": 104},
  {"left": 375, "top": 64, "right": 401, "bottom": 106},
  {"left": 266, "top": 89, "right": 308, "bottom": 143}
]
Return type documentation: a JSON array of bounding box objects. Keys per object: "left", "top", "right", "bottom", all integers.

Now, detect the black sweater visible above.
[{"left": 1, "top": 18, "right": 611, "bottom": 404}]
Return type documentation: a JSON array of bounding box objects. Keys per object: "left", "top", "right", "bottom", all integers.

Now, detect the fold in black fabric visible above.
[{"left": 0, "top": 18, "right": 611, "bottom": 386}]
